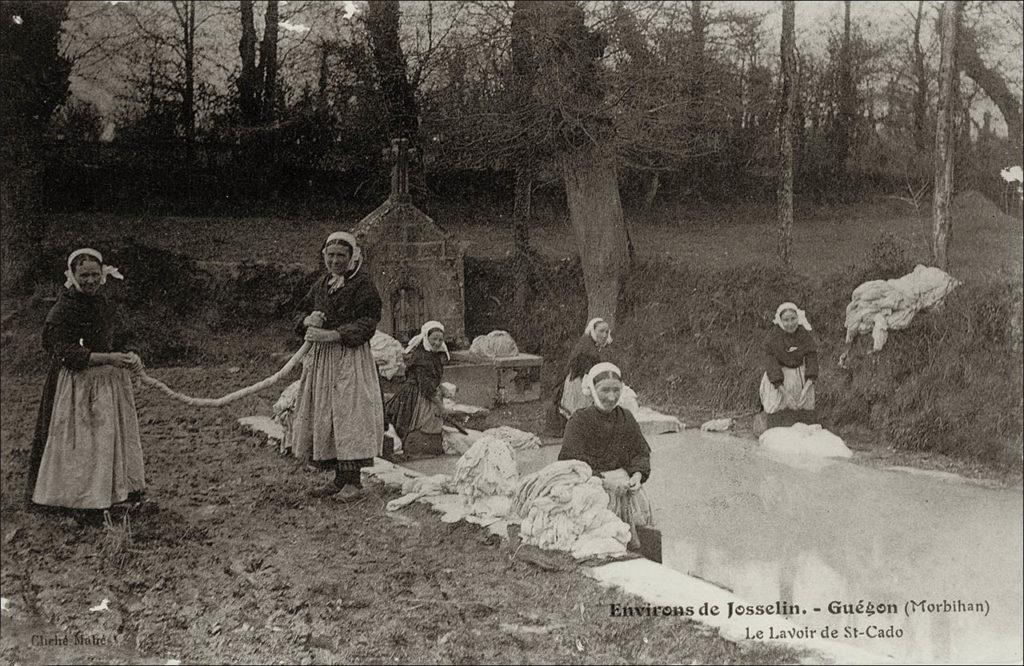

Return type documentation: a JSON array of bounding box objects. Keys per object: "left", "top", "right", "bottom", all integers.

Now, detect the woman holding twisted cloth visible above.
[
  {"left": 291, "top": 231, "right": 385, "bottom": 501},
  {"left": 26, "top": 248, "right": 146, "bottom": 518}
]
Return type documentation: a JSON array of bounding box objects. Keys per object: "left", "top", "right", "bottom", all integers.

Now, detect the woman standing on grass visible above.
[
  {"left": 290, "top": 231, "right": 385, "bottom": 501},
  {"left": 759, "top": 302, "right": 818, "bottom": 427},
  {"left": 546, "top": 317, "right": 613, "bottom": 437},
  {"left": 26, "top": 248, "right": 147, "bottom": 521},
  {"left": 383, "top": 320, "right": 450, "bottom": 458},
  {"left": 557, "top": 362, "right": 654, "bottom": 551}
]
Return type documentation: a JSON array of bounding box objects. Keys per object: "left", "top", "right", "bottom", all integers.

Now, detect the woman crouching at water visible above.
[
  {"left": 547, "top": 317, "right": 613, "bottom": 436},
  {"left": 557, "top": 362, "right": 654, "bottom": 550},
  {"left": 290, "top": 231, "right": 385, "bottom": 501},
  {"left": 384, "top": 320, "right": 450, "bottom": 458},
  {"left": 759, "top": 302, "right": 818, "bottom": 427},
  {"left": 26, "top": 248, "right": 147, "bottom": 522}
]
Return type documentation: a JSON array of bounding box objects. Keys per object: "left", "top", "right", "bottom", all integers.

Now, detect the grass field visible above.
[{"left": 43, "top": 190, "right": 1023, "bottom": 284}]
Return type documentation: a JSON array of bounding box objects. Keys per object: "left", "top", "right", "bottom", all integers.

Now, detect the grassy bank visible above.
[{"left": 467, "top": 235, "right": 1023, "bottom": 471}]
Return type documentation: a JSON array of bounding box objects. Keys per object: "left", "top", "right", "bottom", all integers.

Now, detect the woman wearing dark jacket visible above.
[
  {"left": 546, "top": 317, "right": 612, "bottom": 437},
  {"left": 759, "top": 302, "right": 819, "bottom": 427},
  {"left": 384, "top": 320, "right": 449, "bottom": 457},
  {"left": 557, "top": 362, "right": 654, "bottom": 550},
  {"left": 290, "top": 231, "right": 385, "bottom": 501},
  {"left": 26, "top": 248, "right": 146, "bottom": 517}
]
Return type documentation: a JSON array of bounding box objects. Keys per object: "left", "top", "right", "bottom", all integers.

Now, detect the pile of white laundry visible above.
[
  {"left": 385, "top": 436, "right": 520, "bottom": 527},
  {"left": 844, "top": 264, "right": 961, "bottom": 352},
  {"left": 759, "top": 423, "right": 852, "bottom": 459},
  {"left": 468, "top": 330, "right": 520, "bottom": 358},
  {"left": 510, "top": 460, "right": 631, "bottom": 559},
  {"left": 442, "top": 425, "right": 541, "bottom": 456},
  {"left": 370, "top": 330, "right": 406, "bottom": 379}
]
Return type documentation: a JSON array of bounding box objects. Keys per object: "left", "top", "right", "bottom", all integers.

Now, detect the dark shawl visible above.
[
  {"left": 557, "top": 405, "right": 651, "bottom": 483},
  {"left": 384, "top": 345, "right": 447, "bottom": 439},
  {"left": 293, "top": 270, "right": 382, "bottom": 347},
  {"left": 546, "top": 334, "right": 608, "bottom": 436},
  {"left": 764, "top": 326, "right": 819, "bottom": 386},
  {"left": 26, "top": 289, "right": 130, "bottom": 502},
  {"left": 565, "top": 333, "right": 605, "bottom": 380}
]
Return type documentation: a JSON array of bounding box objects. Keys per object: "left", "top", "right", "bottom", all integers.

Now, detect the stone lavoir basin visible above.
[{"left": 404, "top": 430, "right": 1024, "bottom": 664}]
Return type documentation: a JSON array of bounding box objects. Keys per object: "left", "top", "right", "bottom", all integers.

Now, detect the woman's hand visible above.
[
  {"left": 600, "top": 469, "right": 631, "bottom": 495},
  {"left": 303, "top": 311, "right": 326, "bottom": 328},
  {"left": 305, "top": 327, "right": 340, "bottom": 343},
  {"left": 125, "top": 352, "right": 144, "bottom": 372},
  {"left": 805, "top": 379, "right": 815, "bottom": 388},
  {"left": 627, "top": 472, "right": 643, "bottom": 491},
  {"left": 106, "top": 352, "right": 135, "bottom": 368}
]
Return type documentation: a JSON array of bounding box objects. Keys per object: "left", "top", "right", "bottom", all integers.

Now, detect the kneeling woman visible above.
[
  {"left": 384, "top": 320, "right": 449, "bottom": 458},
  {"left": 26, "top": 248, "right": 146, "bottom": 517},
  {"left": 760, "top": 302, "right": 818, "bottom": 427},
  {"left": 557, "top": 362, "right": 654, "bottom": 550},
  {"left": 291, "top": 231, "right": 385, "bottom": 500},
  {"left": 547, "top": 317, "right": 613, "bottom": 436}
]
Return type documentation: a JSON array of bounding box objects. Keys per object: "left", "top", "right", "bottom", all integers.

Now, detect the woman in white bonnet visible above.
[
  {"left": 26, "top": 248, "right": 147, "bottom": 523},
  {"left": 557, "top": 362, "right": 655, "bottom": 551},
  {"left": 546, "top": 317, "right": 613, "bottom": 436},
  {"left": 759, "top": 301, "right": 819, "bottom": 427},
  {"left": 383, "top": 320, "right": 450, "bottom": 458},
  {"left": 290, "top": 231, "right": 385, "bottom": 501}
]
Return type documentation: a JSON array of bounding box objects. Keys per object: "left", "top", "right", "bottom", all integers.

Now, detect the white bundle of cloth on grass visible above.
[
  {"left": 385, "top": 474, "right": 452, "bottom": 511},
  {"left": 441, "top": 425, "right": 541, "bottom": 456},
  {"left": 469, "top": 330, "right": 520, "bottom": 358},
  {"left": 371, "top": 330, "right": 406, "bottom": 379},
  {"left": 479, "top": 426, "right": 541, "bottom": 452},
  {"left": 511, "top": 460, "right": 631, "bottom": 559},
  {"left": 386, "top": 435, "right": 520, "bottom": 526},
  {"left": 759, "top": 423, "right": 852, "bottom": 459},
  {"left": 844, "top": 264, "right": 961, "bottom": 352},
  {"left": 442, "top": 426, "right": 481, "bottom": 455}
]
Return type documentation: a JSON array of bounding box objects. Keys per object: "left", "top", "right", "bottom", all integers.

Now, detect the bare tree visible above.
[
  {"left": 510, "top": 0, "right": 539, "bottom": 312},
  {"left": 778, "top": 0, "right": 796, "bottom": 267},
  {"left": 238, "top": 0, "right": 259, "bottom": 122},
  {"left": 258, "top": 0, "right": 279, "bottom": 121},
  {"left": 832, "top": 0, "right": 855, "bottom": 180},
  {"left": 932, "top": 0, "right": 961, "bottom": 270},
  {"left": 911, "top": 0, "right": 929, "bottom": 149}
]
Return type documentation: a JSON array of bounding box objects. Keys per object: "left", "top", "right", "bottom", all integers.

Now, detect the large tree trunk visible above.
[
  {"left": 912, "top": 0, "right": 928, "bottom": 150},
  {"left": 238, "top": 0, "right": 258, "bottom": 123},
  {"left": 960, "top": 25, "right": 1023, "bottom": 149},
  {"left": 560, "top": 146, "right": 629, "bottom": 328},
  {"left": 932, "top": 0, "right": 961, "bottom": 270},
  {"left": 778, "top": 1, "right": 797, "bottom": 267},
  {"left": 259, "top": 0, "right": 279, "bottom": 122}
]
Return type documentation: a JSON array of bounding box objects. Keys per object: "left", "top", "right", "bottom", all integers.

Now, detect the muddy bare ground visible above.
[{"left": 0, "top": 365, "right": 801, "bottom": 665}]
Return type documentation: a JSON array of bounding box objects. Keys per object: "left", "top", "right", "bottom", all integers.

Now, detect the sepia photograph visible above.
[{"left": 1, "top": 0, "right": 1021, "bottom": 663}]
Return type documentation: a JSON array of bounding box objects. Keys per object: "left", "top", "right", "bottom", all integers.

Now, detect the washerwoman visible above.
[{"left": 291, "top": 231, "right": 385, "bottom": 501}]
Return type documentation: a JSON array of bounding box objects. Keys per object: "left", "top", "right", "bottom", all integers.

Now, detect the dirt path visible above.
[{"left": 0, "top": 367, "right": 800, "bottom": 665}]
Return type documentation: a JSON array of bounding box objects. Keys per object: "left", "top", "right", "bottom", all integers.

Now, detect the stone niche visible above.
[{"left": 351, "top": 139, "right": 467, "bottom": 344}]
